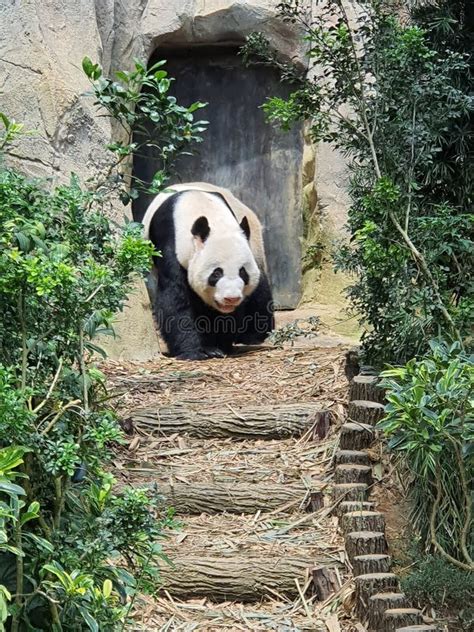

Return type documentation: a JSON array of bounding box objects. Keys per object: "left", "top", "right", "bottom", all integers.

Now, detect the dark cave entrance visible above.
[{"left": 132, "top": 46, "right": 303, "bottom": 308}]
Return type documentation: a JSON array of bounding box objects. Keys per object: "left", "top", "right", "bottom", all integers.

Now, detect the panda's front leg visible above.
[{"left": 154, "top": 267, "right": 224, "bottom": 361}]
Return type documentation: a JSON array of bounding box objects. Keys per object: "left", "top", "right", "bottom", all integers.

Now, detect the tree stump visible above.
[
  {"left": 350, "top": 375, "right": 385, "bottom": 403},
  {"left": 335, "top": 464, "right": 373, "bottom": 485},
  {"left": 337, "top": 500, "right": 376, "bottom": 517},
  {"left": 367, "top": 592, "right": 408, "bottom": 630},
  {"left": 348, "top": 400, "right": 385, "bottom": 425},
  {"left": 353, "top": 554, "right": 391, "bottom": 576},
  {"left": 341, "top": 511, "right": 385, "bottom": 535},
  {"left": 159, "top": 481, "right": 321, "bottom": 514},
  {"left": 383, "top": 609, "right": 423, "bottom": 631},
  {"left": 311, "top": 566, "right": 339, "bottom": 601},
  {"left": 340, "top": 422, "right": 374, "bottom": 450},
  {"left": 345, "top": 531, "right": 387, "bottom": 560},
  {"left": 333, "top": 483, "right": 368, "bottom": 503},
  {"left": 355, "top": 573, "right": 399, "bottom": 616},
  {"left": 335, "top": 450, "right": 370, "bottom": 465},
  {"left": 132, "top": 403, "right": 322, "bottom": 439}
]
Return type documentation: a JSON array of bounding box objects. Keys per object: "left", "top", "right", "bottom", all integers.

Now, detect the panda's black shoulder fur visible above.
[{"left": 146, "top": 190, "right": 274, "bottom": 360}]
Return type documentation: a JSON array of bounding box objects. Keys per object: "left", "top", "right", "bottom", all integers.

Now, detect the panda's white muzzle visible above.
[{"left": 214, "top": 278, "right": 244, "bottom": 313}]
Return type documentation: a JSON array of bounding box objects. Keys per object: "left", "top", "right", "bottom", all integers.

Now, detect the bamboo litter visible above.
[
  {"left": 102, "top": 343, "right": 351, "bottom": 413},
  {"left": 103, "top": 342, "right": 360, "bottom": 630}
]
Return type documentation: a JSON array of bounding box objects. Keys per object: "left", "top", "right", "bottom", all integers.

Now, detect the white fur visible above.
[
  {"left": 142, "top": 182, "right": 267, "bottom": 271},
  {"left": 143, "top": 186, "right": 261, "bottom": 313}
]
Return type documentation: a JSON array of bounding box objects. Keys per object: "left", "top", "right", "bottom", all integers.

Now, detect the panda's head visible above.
[{"left": 188, "top": 215, "right": 260, "bottom": 314}]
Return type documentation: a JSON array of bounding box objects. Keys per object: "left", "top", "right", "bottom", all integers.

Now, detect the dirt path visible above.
[{"left": 106, "top": 339, "right": 357, "bottom": 630}]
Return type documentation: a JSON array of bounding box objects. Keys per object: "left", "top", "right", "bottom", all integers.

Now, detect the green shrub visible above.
[
  {"left": 241, "top": 1, "right": 473, "bottom": 366},
  {"left": 401, "top": 554, "right": 474, "bottom": 628},
  {"left": 0, "top": 55, "right": 205, "bottom": 631},
  {"left": 379, "top": 340, "right": 473, "bottom": 571}
]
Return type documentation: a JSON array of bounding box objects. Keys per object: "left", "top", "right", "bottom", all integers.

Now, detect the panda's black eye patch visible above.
[
  {"left": 239, "top": 267, "right": 249, "bottom": 285},
  {"left": 208, "top": 267, "right": 224, "bottom": 287}
]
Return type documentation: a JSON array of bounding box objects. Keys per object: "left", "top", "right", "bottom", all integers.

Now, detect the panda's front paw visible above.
[
  {"left": 202, "top": 347, "right": 225, "bottom": 359},
  {"left": 175, "top": 349, "right": 209, "bottom": 361}
]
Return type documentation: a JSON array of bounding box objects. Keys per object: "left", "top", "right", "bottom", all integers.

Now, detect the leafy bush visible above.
[
  {"left": 82, "top": 57, "right": 208, "bottom": 205},
  {"left": 0, "top": 55, "right": 204, "bottom": 631},
  {"left": 401, "top": 554, "right": 474, "bottom": 628},
  {"left": 379, "top": 340, "right": 473, "bottom": 571},
  {"left": 241, "top": 0, "right": 473, "bottom": 366}
]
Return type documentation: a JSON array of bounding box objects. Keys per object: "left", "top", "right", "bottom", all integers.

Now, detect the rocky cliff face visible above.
[{"left": 0, "top": 1, "right": 348, "bottom": 358}]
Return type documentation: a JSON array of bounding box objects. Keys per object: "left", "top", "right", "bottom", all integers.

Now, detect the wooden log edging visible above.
[
  {"left": 157, "top": 481, "right": 322, "bottom": 515},
  {"left": 333, "top": 372, "right": 438, "bottom": 632},
  {"left": 133, "top": 403, "right": 324, "bottom": 439}
]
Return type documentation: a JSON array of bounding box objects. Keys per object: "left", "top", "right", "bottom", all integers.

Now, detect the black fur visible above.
[
  {"left": 148, "top": 191, "right": 274, "bottom": 360},
  {"left": 191, "top": 216, "right": 210, "bottom": 242},
  {"left": 240, "top": 216, "right": 251, "bottom": 240}
]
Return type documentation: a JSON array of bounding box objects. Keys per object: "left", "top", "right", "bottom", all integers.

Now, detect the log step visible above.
[
  {"left": 340, "top": 422, "right": 374, "bottom": 450},
  {"left": 133, "top": 403, "right": 324, "bottom": 439},
  {"left": 337, "top": 500, "right": 376, "bottom": 516},
  {"left": 346, "top": 531, "right": 388, "bottom": 560},
  {"left": 350, "top": 375, "right": 385, "bottom": 403},
  {"left": 341, "top": 511, "right": 385, "bottom": 535},
  {"left": 158, "top": 481, "right": 322, "bottom": 514},
  {"left": 353, "top": 554, "right": 392, "bottom": 575},
  {"left": 368, "top": 592, "right": 408, "bottom": 630},
  {"left": 335, "top": 449, "right": 370, "bottom": 465},
  {"left": 335, "top": 463, "right": 372, "bottom": 485},
  {"left": 333, "top": 483, "right": 369, "bottom": 503},
  {"left": 159, "top": 555, "right": 340, "bottom": 601},
  {"left": 384, "top": 609, "right": 423, "bottom": 631},
  {"left": 355, "top": 573, "right": 399, "bottom": 619},
  {"left": 348, "top": 400, "right": 385, "bottom": 425}
]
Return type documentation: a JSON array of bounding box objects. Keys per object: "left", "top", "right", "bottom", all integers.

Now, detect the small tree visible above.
[
  {"left": 241, "top": 0, "right": 473, "bottom": 365},
  {"left": 0, "top": 56, "right": 206, "bottom": 631}
]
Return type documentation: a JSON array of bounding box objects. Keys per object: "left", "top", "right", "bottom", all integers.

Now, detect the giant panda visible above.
[{"left": 142, "top": 182, "right": 274, "bottom": 360}]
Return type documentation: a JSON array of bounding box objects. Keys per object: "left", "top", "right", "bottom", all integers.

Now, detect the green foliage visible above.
[
  {"left": 82, "top": 57, "right": 208, "bottom": 205},
  {"left": 241, "top": 0, "right": 473, "bottom": 366},
  {"left": 379, "top": 341, "right": 473, "bottom": 570},
  {"left": 0, "top": 53, "right": 199, "bottom": 630},
  {"left": 401, "top": 554, "right": 474, "bottom": 628}
]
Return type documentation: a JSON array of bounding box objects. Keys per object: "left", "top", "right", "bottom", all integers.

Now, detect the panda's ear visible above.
[
  {"left": 191, "top": 216, "right": 210, "bottom": 245},
  {"left": 240, "top": 216, "right": 251, "bottom": 241}
]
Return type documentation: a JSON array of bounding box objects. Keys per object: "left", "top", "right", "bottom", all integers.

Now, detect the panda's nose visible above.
[{"left": 223, "top": 296, "right": 241, "bottom": 306}]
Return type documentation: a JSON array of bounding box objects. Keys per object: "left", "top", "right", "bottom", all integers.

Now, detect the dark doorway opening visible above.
[{"left": 132, "top": 46, "right": 303, "bottom": 308}]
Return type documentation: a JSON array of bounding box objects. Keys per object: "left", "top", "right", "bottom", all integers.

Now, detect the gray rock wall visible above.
[{"left": 0, "top": 1, "right": 349, "bottom": 358}]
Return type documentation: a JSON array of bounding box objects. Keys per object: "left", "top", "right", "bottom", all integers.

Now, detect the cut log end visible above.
[
  {"left": 353, "top": 554, "right": 392, "bottom": 576},
  {"left": 340, "top": 422, "right": 374, "bottom": 450},
  {"left": 335, "top": 449, "right": 370, "bottom": 465},
  {"left": 335, "top": 463, "right": 373, "bottom": 485},
  {"left": 336, "top": 500, "right": 376, "bottom": 517},
  {"left": 333, "top": 483, "right": 368, "bottom": 503},
  {"left": 383, "top": 609, "right": 423, "bottom": 632},
  {"left": 368, "top": 592, "right": 408, "bottom": 631},
  {"left": 348, "top": 399, "right": 385, "bottom": 425},
  {"left": 346, "top": 531, "right": 388, "bottom": 560},
  {"left": 350, "top": 375, "right": 385, "bottom": 404},
  {"left": 355, "top": 573, "right": 399, "bottom": 618},
  {"left": 341, "top": 510, "right": 385, "bottom": 535}
]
